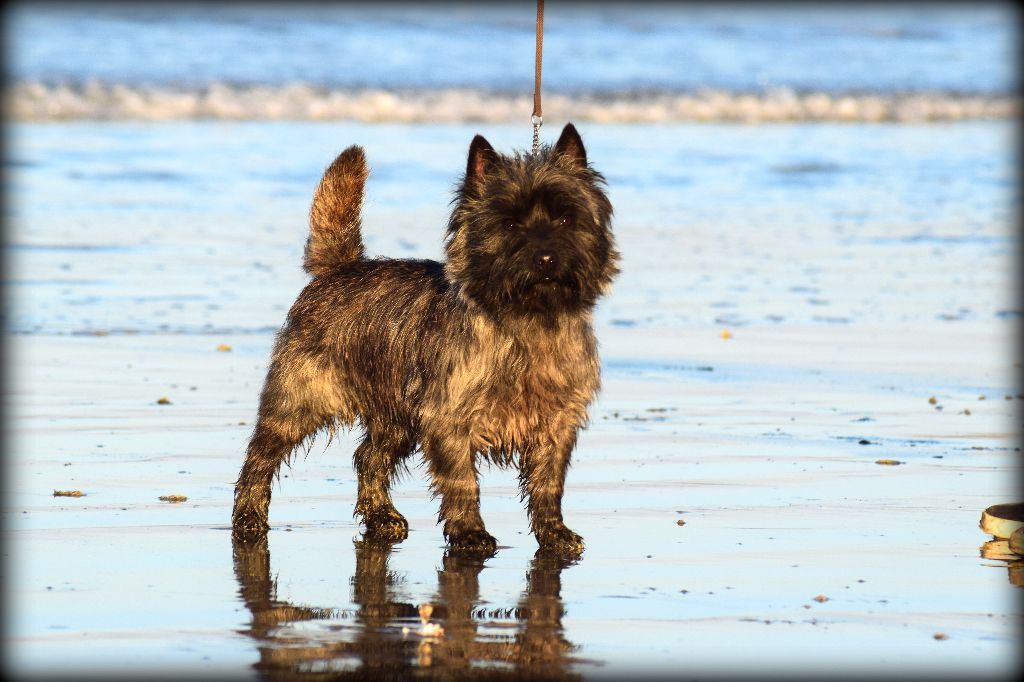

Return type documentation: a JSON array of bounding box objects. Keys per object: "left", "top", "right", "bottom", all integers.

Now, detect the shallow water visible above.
[
  {"left": 3, "top": 118, "right": 1020, "bottom": 678},
  {"left": 5, "top": 121, "right": 1017, "bottom": 334}
]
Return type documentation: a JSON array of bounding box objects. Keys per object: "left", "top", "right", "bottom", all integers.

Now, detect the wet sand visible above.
[
  {"left": 6, "top": 319, "right": 1020, "bottom": 679},
  {"left": 3, "top": 121, "right": 1020, "bottom": 678}
]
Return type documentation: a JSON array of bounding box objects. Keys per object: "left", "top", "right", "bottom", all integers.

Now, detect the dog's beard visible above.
[{"left": 510, "top": 274, "right": 581, "bottom": 314}]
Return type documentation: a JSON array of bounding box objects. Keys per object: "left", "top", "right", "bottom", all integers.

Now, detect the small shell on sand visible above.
[{"left": 419, "top": 622, "right": 444, "bottom": 637}]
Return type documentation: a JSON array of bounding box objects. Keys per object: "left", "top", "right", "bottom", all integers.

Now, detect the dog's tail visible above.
[{"left": 303, "top": 145, "right": 368, "bottom": 276}]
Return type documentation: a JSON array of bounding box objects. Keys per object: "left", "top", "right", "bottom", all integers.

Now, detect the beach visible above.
[
  {"left": 3, "top": 4, "right": 1021, "bottom": 679},
  {"left": 4, "top": 120, "right": 1020, "bottom": 678}
]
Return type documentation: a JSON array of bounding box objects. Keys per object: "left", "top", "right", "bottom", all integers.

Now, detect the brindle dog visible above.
[{"left": 232, "top": 124, "right": 619, "bottom": 556}]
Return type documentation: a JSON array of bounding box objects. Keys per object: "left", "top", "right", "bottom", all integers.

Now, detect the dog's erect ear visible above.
[
  {"left": 467, "top": 135, "right": 498, "bottom": 183},
  {"left": 553, "top": 123, "right": 587, "bottom": 168}
]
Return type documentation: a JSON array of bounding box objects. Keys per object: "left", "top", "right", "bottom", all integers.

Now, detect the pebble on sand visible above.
[{"left": 53, "top": 490, "right": 85, "bottom": 497}]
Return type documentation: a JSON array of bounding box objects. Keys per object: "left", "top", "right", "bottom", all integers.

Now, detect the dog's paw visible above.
[
  {"left": 232, "top": 485, "right": 271, "bottom": 537},
  {"left": 535, "top": 523, "right": 585, "bottom": 557},
  {"left": 447, "top": 528, "right": 499, "bottom": 556},
  {"left": 363, "top": 506, "right": 409, "bottom": 542},
  {"left": 231, "top": 505, "right": 271, "bottom": 539}
]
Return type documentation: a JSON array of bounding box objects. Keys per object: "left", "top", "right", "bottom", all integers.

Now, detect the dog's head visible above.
[{"left": 445, "top": 123, "right": 619, "bottom": 322}]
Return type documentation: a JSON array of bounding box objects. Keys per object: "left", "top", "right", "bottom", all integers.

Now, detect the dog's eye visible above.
[
  {"left": 506, "top": 221, "right": 517, "bottom": 230},
  {"left": 558, "top": 215, "right": 574, "bottom": 227}
]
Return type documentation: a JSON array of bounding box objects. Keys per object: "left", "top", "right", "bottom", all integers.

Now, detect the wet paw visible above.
[
  {"left": 447, "top": 528, "right": 498, "bottom": 556},
  {"left": 232, "top": 484, "right": 271, "bottom": 536},
  {"left": 363, "top": 506, "right": 409, "bottom": 541},
  {"left": 535, "top": 523, "right": 584, "bottom": 556},
  {"left": 231, "top": 505, "right": 270, "bottom": 539}
]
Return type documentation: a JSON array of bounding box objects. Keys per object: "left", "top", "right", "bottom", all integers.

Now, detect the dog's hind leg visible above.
[
  {"left": 232, "top": 353, "right": 345, "bottom": 538},
  {"left": 354, "top": 420, "right": 416, "bottom": 541}
]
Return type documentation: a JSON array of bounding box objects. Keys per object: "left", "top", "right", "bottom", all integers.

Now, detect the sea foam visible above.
[{"left": 8, "top": 81, "right": 1016, "bottom": 123}]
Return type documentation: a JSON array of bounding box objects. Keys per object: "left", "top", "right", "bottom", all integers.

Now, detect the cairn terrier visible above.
[{"left": 232, "top": 123, "right": 619, "bottom": 555}]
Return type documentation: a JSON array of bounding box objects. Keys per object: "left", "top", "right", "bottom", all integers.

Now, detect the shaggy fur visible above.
[{"left": 232, "top": 123, "right": 619, "bottom": 555}]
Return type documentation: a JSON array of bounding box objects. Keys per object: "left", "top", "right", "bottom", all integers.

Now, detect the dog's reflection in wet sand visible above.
[{"left": 232, "top": 536, "right": 584, "bottom": 679}]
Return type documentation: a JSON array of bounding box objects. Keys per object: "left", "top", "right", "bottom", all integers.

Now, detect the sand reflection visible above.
[{"left": 232, "top": 536, "right": 583, "bottom": 679}]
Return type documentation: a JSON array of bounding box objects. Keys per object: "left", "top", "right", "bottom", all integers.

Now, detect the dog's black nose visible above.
[{"left": 534, "top": 250, "right": 557, "bottom": 271}]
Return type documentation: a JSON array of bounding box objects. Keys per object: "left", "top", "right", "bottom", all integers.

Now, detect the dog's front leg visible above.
[
  {"left": 520, "top": 429, "right": 584, "bottom": 556},
  {"left": 424, "top": 433, "right": 497, "bottom": 555}
]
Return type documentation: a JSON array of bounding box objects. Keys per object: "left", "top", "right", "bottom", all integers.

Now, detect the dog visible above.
[{"left": 231, "top": 123, "right": 619, "bottom": 555}]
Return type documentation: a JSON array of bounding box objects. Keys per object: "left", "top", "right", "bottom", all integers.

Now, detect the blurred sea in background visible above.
[{"left": 5, "top": 3, "right": 1018, "bottom": 122}]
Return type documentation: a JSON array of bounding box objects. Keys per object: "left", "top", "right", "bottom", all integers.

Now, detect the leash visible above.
[{"left": 532, "top": 0, "right": 544, "bottom": 156}]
